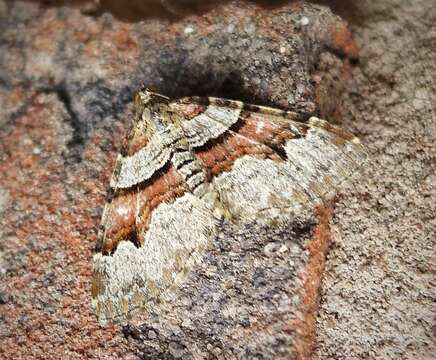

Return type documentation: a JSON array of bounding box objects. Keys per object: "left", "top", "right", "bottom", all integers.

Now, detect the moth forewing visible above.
[{"left": 92, "top": 89, "right": 367, "bottom": 324}]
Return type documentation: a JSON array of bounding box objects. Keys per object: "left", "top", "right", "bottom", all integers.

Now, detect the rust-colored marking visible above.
[
  {"left": 171, "top": 102, "right": 207, "bottom": 119},
  {"left": 195, "top": 131, "right": 277, "bottom": 177},
  {"left": 293, "top": 204, "right": 333, "bottom": 360},
  {"left": 331, "top": 23, "right": 359, "bottom": 60},
  {"left": 195, "top": 113, "right": 302, "bottom": 177},
  {"left": 100, "top": 164, "right": 186, "bottom": 254},
  {"left": 238, "top": 111, "right": 303, "bottom": 150}
]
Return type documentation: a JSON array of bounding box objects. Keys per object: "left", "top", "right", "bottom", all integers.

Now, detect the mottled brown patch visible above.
[
  {"left": 99, "top": 190, "right": 137, "bottom": 254},
  {"left": 124, "top": 96, "right": 150, "bottom": 155},
  {"left": 100, "top": 164, "right": 186, "bottom": 254},
  {"left": 0, "top": 94, "right": 134, "bottom": 358},
  {"left": 238, "top": 111, "right": 305, "bottom": 151},
  {"left": 170, "top": 102, "right": 207, "bottom": 120},
  {"left": 194, "top": 112, "right": 306, "bottom": 177},
  {"left": 195, "top": 127, "right": 281, "bottom": 177},
  {"left": 33, "top": 18, "right": 66, "bottom": 51},
  {"left": 91, "top": 271, "right": 105, "bottom": 299},
  {"left": 316, "top": 120, "right": 355, "bottom": 143},
  {"left": 0, "top": 86, "right": 25, "bottom": 113},
  {"left": 110, "top": 24, "right": 138, "bottom": 52}
]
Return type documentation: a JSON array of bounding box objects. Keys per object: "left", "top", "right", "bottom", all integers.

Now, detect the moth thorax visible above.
[{"left": 139, "top": 106, "right": 172, "bottom": 134}]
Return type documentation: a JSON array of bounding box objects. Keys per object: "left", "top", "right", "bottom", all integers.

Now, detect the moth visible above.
[{"left": 92, "top": 89, "right": 367, "bottom": 324}]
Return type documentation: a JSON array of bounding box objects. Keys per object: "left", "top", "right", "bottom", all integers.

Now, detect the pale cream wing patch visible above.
[
  {"left": 180, "top": 103, "right": 243, "bottom": 147},
  {"left": 112, "top": 124, "right": 184, "bottom": 189},
  {"left": 193, "top": 106, "right": 367, "bottom": 223},
  {"left": 92, "top": 193, "right": 218, "bottom": 324}
]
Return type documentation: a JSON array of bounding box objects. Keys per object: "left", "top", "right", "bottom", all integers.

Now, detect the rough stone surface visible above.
[
  {"left": 124, "top": 216, "right": 317, "bottom": 359},
  {"left": 313, "top": 0, "right": 435, "bottom": 359},
  {"left": 0, "top": 1, "right": 357, "bottom": 359}
]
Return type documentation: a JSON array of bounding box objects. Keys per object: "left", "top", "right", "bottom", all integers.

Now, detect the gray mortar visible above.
[{"left": 313, "top": 0, "right": 436, "bottom": 359}]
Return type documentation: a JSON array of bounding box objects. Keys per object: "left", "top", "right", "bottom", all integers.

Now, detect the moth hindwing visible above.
[{"left": 92, "top": 89, "right": 367, "bottom": 324}]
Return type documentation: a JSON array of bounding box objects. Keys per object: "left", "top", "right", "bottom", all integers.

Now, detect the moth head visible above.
[
  {"left": 136, "top": 88, "right": 169, "bottom": 106},
  {"left": 135, "top": 89, "right": 172, "bottom": 132},
  {"left": 123, "top": 89, "right": 172, "bottom": 156}
]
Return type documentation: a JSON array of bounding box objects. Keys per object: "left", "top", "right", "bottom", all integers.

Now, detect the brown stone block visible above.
[{"left": 0, "top": 1, "right": 359, "bottom": 358}]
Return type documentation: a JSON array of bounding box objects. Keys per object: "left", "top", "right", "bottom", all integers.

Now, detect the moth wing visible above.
[
  {"left": 93, "top": 94, "right": 367, "bottom": 324},
  {"left": 93, "top": 188, "right": 218, "bottom": 324},
  {"left": 111, "top": 124, "right": 184, "bottom": 189},
  {"left": 170, "top": 97, "right": 244, "bottom": 147},
  {"left": 174, "top": 97, "right": 367, "bottom": 223}
]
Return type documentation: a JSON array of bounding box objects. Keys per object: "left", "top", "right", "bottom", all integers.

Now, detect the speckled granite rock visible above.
[{"left": 0, "top": 1, "right": 358, "bottom": 358}]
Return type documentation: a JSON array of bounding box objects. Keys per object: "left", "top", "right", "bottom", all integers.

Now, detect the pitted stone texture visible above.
[
  {"left": 0, "top": 0, "right": 357, "bottom": 155},
  {"left": 314, "top": 0, "right": 436, "bottom": 359},
  {"left": 0, "top": 1, "right": 358, "bottom": 358},
  {"left": 123, "top": 216, "right": 316, "bottom": 359}
]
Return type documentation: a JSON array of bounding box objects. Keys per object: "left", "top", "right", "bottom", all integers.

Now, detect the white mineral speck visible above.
[
  {"left": 184, "top": 25, "right": 194, "bottom": 35},
  {"left": 33, "top": 147, "right": 41, "bottom": 155},
  {"left": 301, "top": 16, "right": 309, "bottom": 26}
]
